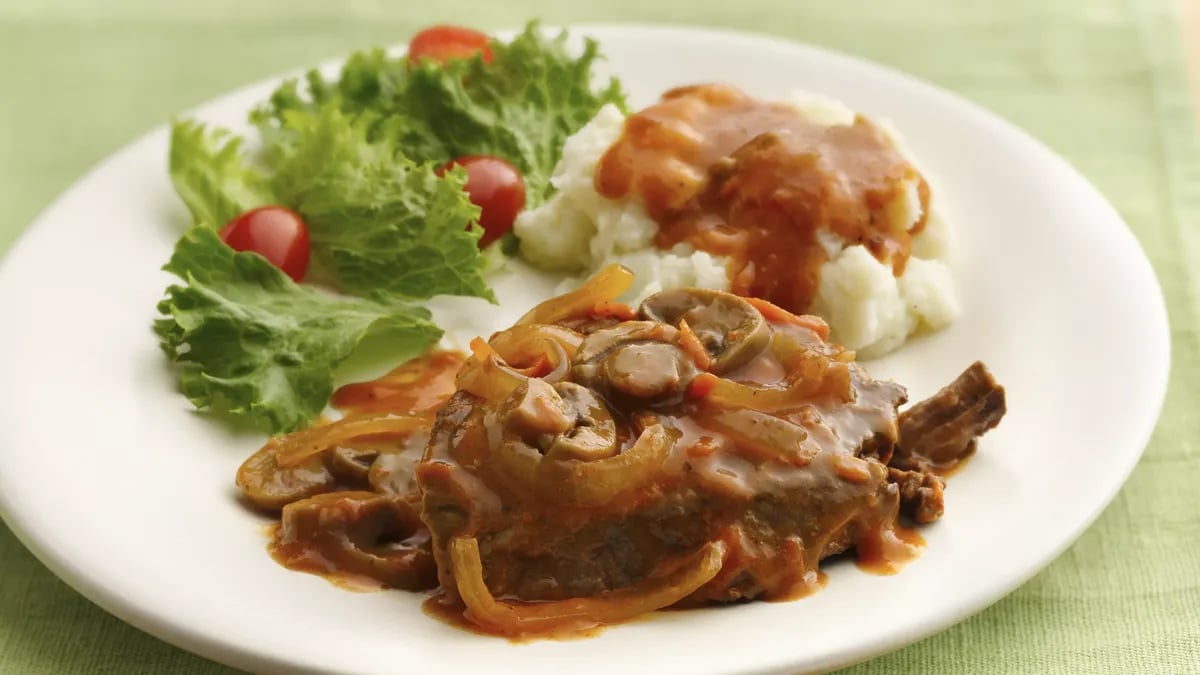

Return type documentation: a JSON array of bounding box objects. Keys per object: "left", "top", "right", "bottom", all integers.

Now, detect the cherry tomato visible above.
[
  {"left": 437, "top": 155, "right": 527, "bottom": 248},
  {"left": 219, "top": 206, "right": 311, "bottom": 282},
  {"left": 408, "top": 25, "right": 493, "bottom": 65}
]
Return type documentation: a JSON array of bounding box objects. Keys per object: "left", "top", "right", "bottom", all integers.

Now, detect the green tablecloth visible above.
[{"left": 1, "top": 0, "right": 1197, "bottom": 672}]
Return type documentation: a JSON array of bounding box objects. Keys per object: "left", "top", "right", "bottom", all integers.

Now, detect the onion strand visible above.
[
  {"left": 450, "top": 536, "right": 726, "bottom": 636},
  {"left": 516, "top": 264, "right": 634, "bottom": 326},
  {"left": 534, "top": 424, "right": 674, "bottom": 507},
  {"left": 271, "top": 414, "right": 429, "bottom": 468}
]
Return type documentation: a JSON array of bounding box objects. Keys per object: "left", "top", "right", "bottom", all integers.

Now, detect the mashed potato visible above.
[{"left": 514, "top": 96, "right": 957, "bottom": 358}]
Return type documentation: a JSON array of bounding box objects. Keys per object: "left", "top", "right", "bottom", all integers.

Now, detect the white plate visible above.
[{"left": 0, "top": 25, "right": 1169, "bottom": 675}]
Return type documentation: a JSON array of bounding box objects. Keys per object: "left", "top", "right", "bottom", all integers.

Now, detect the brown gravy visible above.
[
  {"left": 263, "top": 352, "right": 466, "bottom": 591},
  {"left": 855, "top": 524, "right": 925, "bottom": 575},
  {"left": 330, "top": 351, "right": 465, "bottom": 417},
  {"left": 422, "top": 592, "right": 608, "bottom": 643},
  {"left": 596, "top": 84, "right": 930, "bottom": 312},
  {"left": 419, "top": 295, "right": 924, "bottom": 638},
  {"left": 244, "top": 285, "right": 998, "bottom": 641},
  {"left": 266, "top": 523, "right": 388, "bottom": 592}
]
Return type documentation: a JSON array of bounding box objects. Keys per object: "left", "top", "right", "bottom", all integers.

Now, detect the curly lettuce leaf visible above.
[
  {"left": 399, "top": 24, "right": 627, "bottom": 203},
  {"left": 158, "top": 25, "right": 626, "bottom": 432},
  {"left": 168, "top": 121, "right": 274, "bottom": 228},
  {"left": 168, "top": 115, "right": 492, "bottom": 302},
  {"left": 155, "top": 226, "right": 441, "bottom": 433},
  {"left": 252, "top": 22, "right": 627, "bottom": 206},
  {"left": 266, "top": 106, "right": 492, "bottom": 301}
]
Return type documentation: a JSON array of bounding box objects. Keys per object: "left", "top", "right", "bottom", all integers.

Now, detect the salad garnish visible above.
[{"left": 156, "top": 23, "right": 626, "bottom": 432}]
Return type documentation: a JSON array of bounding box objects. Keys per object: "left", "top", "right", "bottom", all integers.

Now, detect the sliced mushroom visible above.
[
  {"left": 327, "top": 445, "right": 380, "bottom": 485},
  {"left": 572, "top": 321, "right": 693, "bottom": 398},
  {"left": 499, "top": 378, "right": 574, "bottom": 439},
  {"left": 603, "top": 342, "right": 692, "bottom": 399},
  {"left": 574, "top": 321, "right": 680, "bottom": 364},
  {"left": 544, "top": 382, "right": 619, "bottom": 462},
  {"left": 276, "top": 491, "right": 438, "bottom": 591},
  {"left": 639, "top": 288, "right": 771, "bottom": 374},
  {"left": 236, "top": 445, "right": 335, "bottom": 513}
]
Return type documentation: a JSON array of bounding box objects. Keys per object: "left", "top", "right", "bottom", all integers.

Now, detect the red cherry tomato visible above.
[
  {"left": 437, "top": 155, "right": 527, "bottom": 248},
  {"left": 219, "top": 206, "right": 311, "bottom": 282},
  {"left": 408, "top": 25, "right": 493, "bottom": 65}
]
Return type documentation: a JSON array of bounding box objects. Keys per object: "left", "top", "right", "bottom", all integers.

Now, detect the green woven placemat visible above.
[{"left": 1, "top": 0, "right": 1196, "bottom": 672}]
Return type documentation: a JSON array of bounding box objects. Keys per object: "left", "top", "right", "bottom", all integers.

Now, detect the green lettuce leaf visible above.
[
  {"left": 252, "top": 22, "right": 627, "bottom": 206},
  {"left": 155, "top": 226, "right": 441, "bottom": 433},
  {"left": 168, "top": 120, "right": 274, "bottom": 228},
  {"left": 158, "top": 25, "right": 626, "bottom": 432},
  {"left": 168, "top": 114, "right": 492, "bottom": 302},
  {"left": 267, "top": 105, "right": 493, "bottom": 301}
]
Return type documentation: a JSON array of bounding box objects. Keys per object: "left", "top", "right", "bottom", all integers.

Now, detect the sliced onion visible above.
[
  {"left": 457, "top": 339, "right": 571, "bottom": 402},
  {"left": 771, "top": 330, "right": 855, "bottom": 376},
  {"left": 516, "top": 264, "right": 634, "bottom": 326},
  {"left": 773, "top": 336, "right": 855, "bottom": 401},
  {"left": 702, "top": 407, "right": 817, "bottom": 467},
  {"left": 690, "top": 369, "right": 850, "bottom": 411},
  {"left": 489, "top": 324, "right": 584, "bottom": 363},
  {"left": 450, "top": 536, "right": 725, "bottom": 636},
  {"left": 468, "top": 336, "right": 499, "bottom": 362},
  {"left": 534, "top": 424, "right": 674, "bottom": 507},
  {"left": 528, "top": 340, "right": 571, "bottom": 384},
  {"left": 689, "top": 334, "right": 853, "bottom": 410},
  {"left": 272, "top": 414, "right": 430, "bottom": 468},
  {"left": 456, "top": 355, "right": 528, "bottom": 402}
]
